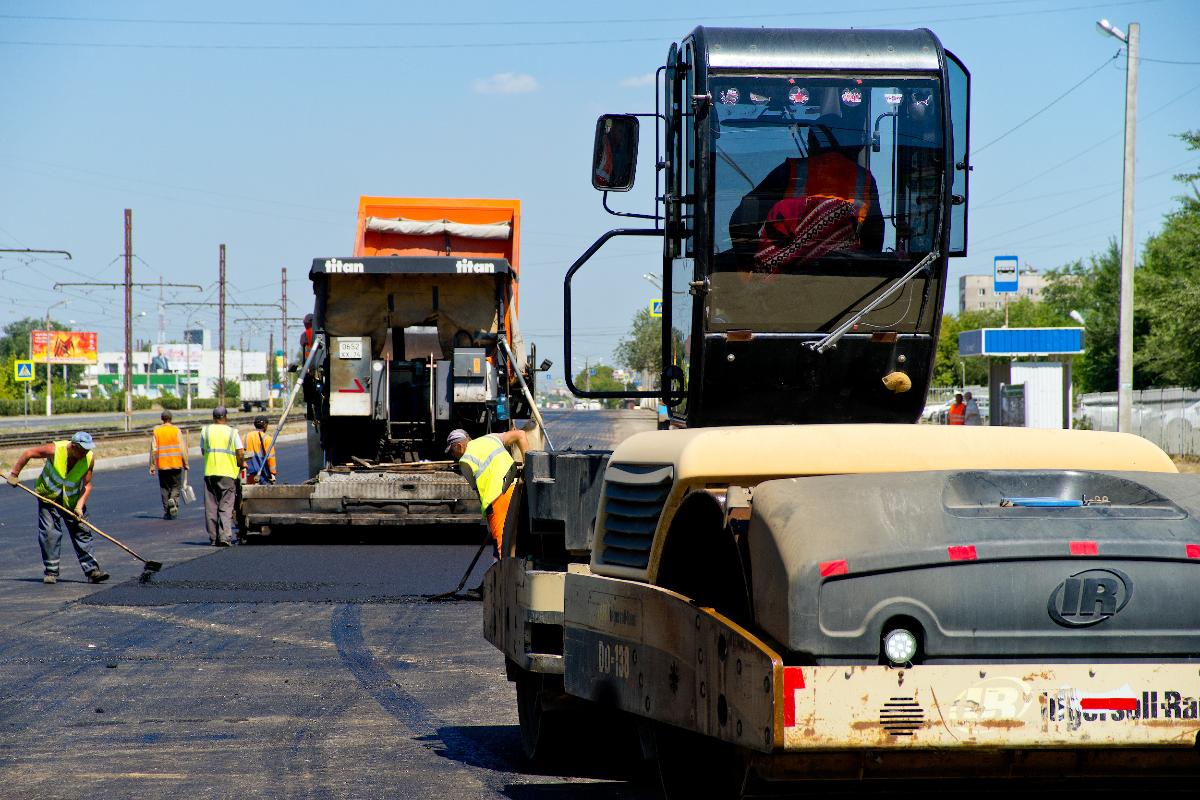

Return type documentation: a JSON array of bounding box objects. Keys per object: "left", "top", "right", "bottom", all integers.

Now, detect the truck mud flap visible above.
[
  {"left": 483, "top": 558, "right": 567, "bottom": 675},
  {"left": 563, "top": 572, "right": 784, "bottom": 753}
]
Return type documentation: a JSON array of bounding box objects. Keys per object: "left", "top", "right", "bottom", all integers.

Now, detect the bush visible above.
[{"left": 160, "top": 396, "right": 220, "bottom": 410}]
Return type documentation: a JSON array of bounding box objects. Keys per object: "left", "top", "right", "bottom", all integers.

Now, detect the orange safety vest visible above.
[
  {"left": 301, "top": 327, "right": 314, "bottom": 362},
  {"left": 153, "top": 424, "right": 185, "bottom": 469},
  {"left": 786, "top": 153, "right": 874, "bottom": 224},
  {"left": 947, "top": 403, "right": 967, "bottom": 425}
]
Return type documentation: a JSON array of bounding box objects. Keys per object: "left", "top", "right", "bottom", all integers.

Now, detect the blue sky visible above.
[{"left": 1, "top": 0, "right": 1197, "bottom": 379}]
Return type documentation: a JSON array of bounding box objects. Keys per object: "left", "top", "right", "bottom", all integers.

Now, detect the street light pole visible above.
[{"left": 1097, "top": 18, "right": 1139, "bottom": 433}]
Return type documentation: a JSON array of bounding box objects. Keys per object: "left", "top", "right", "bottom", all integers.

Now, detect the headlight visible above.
[{"left": 883, "top": 628, "right": 918, "bottom": 665}]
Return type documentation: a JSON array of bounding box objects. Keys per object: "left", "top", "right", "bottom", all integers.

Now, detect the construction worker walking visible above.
[
  {"left": 244, "top": 415, "right": 277, "bottom": 485},
  {"left": 149, "top": 409, "right": 189, "bottom": 519},
  {"left": 201, "top": 406, "right": 244, "bottom": 546},
  {"left": 5, "top": 432, "right": 109, "bottom": 584},
  {"left": 446, "top": 427, "right": 528, "bottom": 558}
]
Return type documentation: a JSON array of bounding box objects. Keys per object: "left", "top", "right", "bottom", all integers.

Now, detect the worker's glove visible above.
[{"left": 5, "top": 472, "right": 18, "bottom": 487}]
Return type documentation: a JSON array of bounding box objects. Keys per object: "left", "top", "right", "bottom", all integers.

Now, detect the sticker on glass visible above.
[
  {"left": 720, "top": 87, "right": 740, "bottom": 105},
  {"left": 750, "top": 92, "right": 769, "bottom": 104},
  {"left": 841, "top": 88, "right": 863, "bottom": 107},
  {"left": 788, "top": 86, "right": 809, "bottom": 104},
  {"left": 885, "top": 93, "right": 903, "bottom": 105}
]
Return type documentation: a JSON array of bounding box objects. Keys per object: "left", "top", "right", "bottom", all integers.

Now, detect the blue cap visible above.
[{"left": 70, "top": 431, "right": 95, "bottom": 451}]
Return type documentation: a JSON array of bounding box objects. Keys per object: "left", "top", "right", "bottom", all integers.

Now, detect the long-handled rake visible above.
[{"left": 11, "top": 482, "right": 163, "bottom": 579}]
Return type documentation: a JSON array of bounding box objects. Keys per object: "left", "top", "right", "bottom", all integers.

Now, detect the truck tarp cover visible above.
[{"left": 365, "top": 216, "right": 512, "bottom": 240}]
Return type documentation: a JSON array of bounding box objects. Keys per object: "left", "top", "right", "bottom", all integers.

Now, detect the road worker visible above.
[
  {"left": 201, "top": 406, "right": 244, "bottom": 546},
  {"left": 947, "top": 392, "right": 966, "bottom": 426},
  {"left": 446, "top": 427, "right": 529, "bottom": 557},
  {"left": 5, "top": 432, "right": 108, "bottom": 584},
  {"left": 244, "top": 415, "right": 277, "bottom": 485},
  {"left": 149, "top": 409, "right": 189, "bottom": 519},
  {"left": 964, "top": 391, "right": 983, "bottom": 426}
]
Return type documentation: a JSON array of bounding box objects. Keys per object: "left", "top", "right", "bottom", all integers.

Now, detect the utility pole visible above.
[
  {"left": 268, "top": 330, "right": 275, "bottom": 410},
  {"left": 219, "top": 244, "right": 226, "bottom": 407},
  {"left": 1117, "top": 23, "right": 1139, "bottom": 434},
  {"left": 157, "top": 276, "right": 166, "bottom": 344},
  {"left": 124, "top": 209, "right": 133, "bottom": 432},
  {"left": 281, "top": 266, "right": 288, "bottom": 364}
]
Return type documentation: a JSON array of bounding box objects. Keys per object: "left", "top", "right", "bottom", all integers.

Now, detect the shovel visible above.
[{"left": 11, "top": 481, "right": 163, "bottom": 574}]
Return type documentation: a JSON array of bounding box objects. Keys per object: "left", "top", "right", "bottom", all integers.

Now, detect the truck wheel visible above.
[
  {"left": 515, "top": 670, "right": 568, "bottom": 764},
  {"left": 653, "top": 723, "right": 750, "bottom": 800}
]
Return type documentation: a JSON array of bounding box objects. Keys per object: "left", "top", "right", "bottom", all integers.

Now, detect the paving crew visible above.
[
  {"left": 201, "top": 406, "right": 244, "bottom": 546},
  {"left": 149, "top": 409, "right": 189, "bottom": 519},
  {"left": 947, "top": 392, "right": 966, "bottom": 426},
  {"left": 244, "top": 415, "right": 277, "bottom": 485},
  {"left": 446, "top": 427, "right": 529, "bottom": 557},
  {"left": 5, "top": 432, "right": 109, "bottom": 584}
]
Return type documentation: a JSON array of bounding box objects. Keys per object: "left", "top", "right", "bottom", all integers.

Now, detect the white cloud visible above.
[
  {"left": 472, "top": 72, "right": 539, "bottom": 95},
  {"left": 620, "top": 73, "right": 657, "bottom": 88}
]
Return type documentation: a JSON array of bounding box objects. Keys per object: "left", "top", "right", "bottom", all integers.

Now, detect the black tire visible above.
[
  {"left": 515, "top": 670, "right": 568, "bottom": 764},
  {"left": 653, "top": 722, "right": 751, "bottom": 800}
]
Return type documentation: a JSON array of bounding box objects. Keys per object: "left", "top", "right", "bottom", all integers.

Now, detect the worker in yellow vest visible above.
[
  {"left": 200, "top": 406, "right": 244, "bottom": 546},
  {"left": 446, "top": 427, "right": 529, "bottom": 558},
  {"left": 149, "top": 409, "right": 189, "bottom": 519},
  {"left": 5, "top": 431, "right": 108, "bottom": 585}
]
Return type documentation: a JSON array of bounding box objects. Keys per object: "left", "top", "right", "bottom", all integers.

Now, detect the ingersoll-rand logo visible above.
[
  {"left": 324, "top": 258, "right": 364, "bottom": 273},
  {"left": 1047, "top": 568, "right": 1133, "bottom": 628}
]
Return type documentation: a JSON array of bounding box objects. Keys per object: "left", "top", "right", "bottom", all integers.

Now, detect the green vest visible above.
[
  {"left": 458, "top": 435, "right": 513, "bottom": 511},
  {"left": 36, "top": 441, "right": 93, "bottom": 509},
  {"left": 201, "top": 424, "right": 240, "bottom": 479}
]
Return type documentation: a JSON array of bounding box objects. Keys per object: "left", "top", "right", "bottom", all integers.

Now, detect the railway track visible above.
[{"left": 0, "top": 412, "right": 266, "bottom": 449}]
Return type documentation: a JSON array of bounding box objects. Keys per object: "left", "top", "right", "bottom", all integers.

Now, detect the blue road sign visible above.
[
  {"left": 14, "top": 360, "right": 34, "bottom": 381},
  {"left": 589, "top": 368, "right": 596, "bottom": 377},
  {"left": 994, "top": 255, "right": 1019, "bottom": 294},
  {"left": 650, "top": 299, "right": 663, "bottom": 318}
]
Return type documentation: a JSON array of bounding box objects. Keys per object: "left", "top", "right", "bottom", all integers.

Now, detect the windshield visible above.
[{"left": 708, "top": 73, "right": 944, "bottom": 333}]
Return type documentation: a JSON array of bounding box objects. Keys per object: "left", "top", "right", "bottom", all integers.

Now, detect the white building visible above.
[
  {"left": 84, "top": 346, "right": 267, "bottom": 399},
  {"left": 959, "top": 270, "right": 1048, "bottom": 313}
]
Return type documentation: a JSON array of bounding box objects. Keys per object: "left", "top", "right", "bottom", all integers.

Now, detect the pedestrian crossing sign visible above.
[
  {"left": 650, "top": 299, "right": 663, "bottom": 318},
  {"left": 14, "top": 360, "right": 34, "bottom": 381}
]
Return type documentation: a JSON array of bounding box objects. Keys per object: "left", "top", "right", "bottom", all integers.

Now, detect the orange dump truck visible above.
[{"left": 240, "top": 197, "right": 544, "bottom": 538}]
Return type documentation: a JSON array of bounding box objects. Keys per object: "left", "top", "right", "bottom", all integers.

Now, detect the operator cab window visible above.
[{"left": 707, "top": 74, "right": 944, "bottom": 334}]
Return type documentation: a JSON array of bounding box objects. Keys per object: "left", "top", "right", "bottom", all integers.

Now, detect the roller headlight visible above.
[{"left": 883, "top": 628, "right": 918, "bottom": 665}]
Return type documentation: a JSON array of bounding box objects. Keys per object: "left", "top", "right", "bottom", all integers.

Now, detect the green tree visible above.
[
  {"left": 0, "top": 317, "right": 84, "bottom": 402},
  {"left": 614, "top": 307, "right": 686, "bottom": 380},
  {"left": 572, "top": 363, "right": 625, "bottom": 409},
  {"left": 1134, "top": 130, "right": 1200, "bottom": 387}
]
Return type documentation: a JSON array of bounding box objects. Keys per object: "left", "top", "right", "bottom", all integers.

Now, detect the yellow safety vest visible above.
[
  {"left": 36, "top": 441, "right": 93, "bottom": 510},
  {"left": 458, "top": 435, "right": 513, "bottom": 511},
  {"left": 201, "top": 424, "right": 240, "bottom": 479}
]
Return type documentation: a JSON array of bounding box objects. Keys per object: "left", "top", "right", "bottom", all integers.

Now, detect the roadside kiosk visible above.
[{"left": 958, "top": 327, "right": 1084, "bottom": 428}]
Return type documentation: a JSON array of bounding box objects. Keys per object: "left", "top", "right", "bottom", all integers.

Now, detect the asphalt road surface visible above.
[
  {"left": 0, "top": 410, "right": 660, "bottom": 800},
  {"left": 1, "top": 410, "right": 1167, "bottom": 799}
]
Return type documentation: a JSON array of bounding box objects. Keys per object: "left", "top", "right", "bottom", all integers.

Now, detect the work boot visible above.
[
  {"left": 87, "top": 568, "right": 110, "bottom": 584},
  {"left": 43, "top": 574, "right": 57, "bottom": 585}
]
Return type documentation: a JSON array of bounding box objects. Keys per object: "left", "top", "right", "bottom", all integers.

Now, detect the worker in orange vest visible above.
[
  {"left": 947, "top": 392, "right": 967, "bottom": 426},
  {"left": 244, "top": 416, "right": 277, "bottom": 485},
  {"left": 149, "top": 409, "right": 189, "bottom": 519}
]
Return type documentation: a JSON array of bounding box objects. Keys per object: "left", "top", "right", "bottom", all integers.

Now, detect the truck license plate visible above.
[{"left": 338, "top": 339, "right": 363, "bottom": 360}]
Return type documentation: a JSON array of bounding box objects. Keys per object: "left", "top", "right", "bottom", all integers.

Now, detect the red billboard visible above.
[{"left": 31, "top": 330, "right": 99, "bottom": 364}]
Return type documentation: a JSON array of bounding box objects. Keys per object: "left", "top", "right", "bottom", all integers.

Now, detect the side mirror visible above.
[{"left": 592, "top": 114, "right": 639, "bottom": 192}]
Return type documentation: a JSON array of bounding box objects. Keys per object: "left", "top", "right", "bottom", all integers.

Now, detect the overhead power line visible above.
[{"left": 974, "top": 51, "right": 1120, "bottom": 155}]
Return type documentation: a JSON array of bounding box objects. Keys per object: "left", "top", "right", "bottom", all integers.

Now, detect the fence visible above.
[{"left": 1077, "top": 388, "right": 1200, "bottom": 456}]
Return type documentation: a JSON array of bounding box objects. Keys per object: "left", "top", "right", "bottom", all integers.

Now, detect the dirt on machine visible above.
[
  {"left": 240, "top": 197, "right": 544, "bottom": 540},
  {"left": 483, "top": 25, "right": 1200, "bottom": 797}
]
